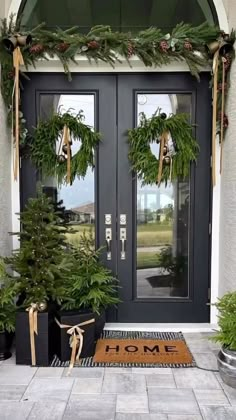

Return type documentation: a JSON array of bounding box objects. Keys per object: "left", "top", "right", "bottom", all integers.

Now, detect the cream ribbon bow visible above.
[
  {"left": 55, "top": 317, "right": 95, "bottom": 374},
  {"left": 26, "top": 303, "right": 38, "bottom": 366}
]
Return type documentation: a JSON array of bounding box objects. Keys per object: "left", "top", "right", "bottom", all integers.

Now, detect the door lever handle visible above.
[
  {"left": 105, "top": 228, "right": 112, "bottom": 260},
  {"left": 120, "top": 228, "right": 126, "bottom": 260}
]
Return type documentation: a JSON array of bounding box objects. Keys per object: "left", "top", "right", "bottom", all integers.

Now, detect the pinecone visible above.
[
  {"left": 159, "top": 40, "right": 169, "bottom": 53},
  {"left": 127, "top": 41, "right": 135, "bottom": 58},
  {"left": 218, "top": 112, "right": 229, "bottom": 129},
  {"left": 56, "top": 42, "right": 69, "bottom": 53},
  {"left": 7, "top": 69, "right": 15, "bottom": 79},
  {"left": 87, "top": 40, "right": 100, "bottom": 49},
  {"left": 217, "top": 82, "right": 227, "bottom": 92},
  {"left": 184, "top": 41, "right": 193, "bottom": 51},
  {"left": 29, "top": 44, "right": 44, "bottom": 54},
  {"left": 224, "top": 53, "right": 232, "bottom": 71}
]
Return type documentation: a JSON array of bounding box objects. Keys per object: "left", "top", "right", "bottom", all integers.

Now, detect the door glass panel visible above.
[
  {"left": 136, "top": 93, "right": 191, "bottom": 298},
  {"left": 39, "top": 94, "right": 95, "bottom": 246}
]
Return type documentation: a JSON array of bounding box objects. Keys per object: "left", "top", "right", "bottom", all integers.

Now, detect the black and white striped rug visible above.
[{"left": 51, "top": 330, "right": 196, "bottom": 368}]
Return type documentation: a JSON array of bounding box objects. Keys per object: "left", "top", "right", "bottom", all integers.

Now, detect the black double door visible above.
[{"left": 22, "top": 72, "right": 211, "bottom": 323}]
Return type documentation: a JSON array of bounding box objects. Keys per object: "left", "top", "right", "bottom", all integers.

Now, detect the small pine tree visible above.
[
  {"left": 62, "top": 231, "right": 120, "bottom": 314},
  {"left": 8, "top": 188, "right": 72, "bottom": 308}
]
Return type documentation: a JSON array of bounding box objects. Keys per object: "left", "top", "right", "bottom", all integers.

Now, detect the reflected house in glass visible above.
[{"left": 67, "top": 202, "right": 95, "bottom": 225}]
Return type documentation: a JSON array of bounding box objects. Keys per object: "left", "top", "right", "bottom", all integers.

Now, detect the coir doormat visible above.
[{"left": 51, "top": 331, "right": 196, "bottom": 368}]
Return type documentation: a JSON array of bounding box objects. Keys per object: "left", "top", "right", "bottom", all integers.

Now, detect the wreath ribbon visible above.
[
  {"left": 62, "top": 125, "right": 71, "bottom": 184},
  {"left": 157, "top": 131, "right": 169, "bottom": 186},
  {"left": 12, "top": 47, "right": 24, "bottom": 181},
  {"left": 26, "top": 303, "right": 38, "bottom": 366},
  {"left": 55, "top": 317, "right": 95, "bottom": 374}
]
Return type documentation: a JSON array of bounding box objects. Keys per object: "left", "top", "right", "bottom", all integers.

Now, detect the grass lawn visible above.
[
  {"left": 137, "top": 223, "right": 172, "bottom": 247},
  {"left": 137, "top": 251, "right": 161, "bottom": 269},
  {"left": 65, "top": 222, "right": 172, "bottom": 249}
]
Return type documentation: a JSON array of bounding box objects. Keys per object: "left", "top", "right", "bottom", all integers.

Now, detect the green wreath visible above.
[
  {"left": 29, "top": 111, "right": 101, "bottom": 184},
  {"left": 128, "top": 110, "right": 199, "bottom": 185}
]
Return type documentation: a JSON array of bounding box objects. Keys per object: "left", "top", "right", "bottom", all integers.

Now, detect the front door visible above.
[{"left": 21, "top": 72, "right": 211, "bottom": 323}]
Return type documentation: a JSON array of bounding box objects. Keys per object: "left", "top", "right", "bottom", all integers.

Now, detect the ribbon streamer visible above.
[
  {"left": 62, "top": 125, "right": 71, "bottom": 184},
  {"left": 211, "top": 49, "right": 219, "bottom": 187},
  {"left": 26, "top": 303, "right": 38, "bottom": 366},
  {"left": 157, "top": 131, "right": 168, "bottom": 186},
  {"left": 12, "top": 47, "right": 24, "bottom": 181},
  {"left": 55, "top": 317, "right": 95, "bottom": 374},
  {"left": 220, "top": 57, "right": 226, "bottom": 174}
]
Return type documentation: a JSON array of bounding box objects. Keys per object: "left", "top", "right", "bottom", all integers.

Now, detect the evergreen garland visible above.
[
  {"left": 128, "top": 110, "right": 199, "bottom": 184},
  {"left": 0, "top": 17, "right": 234, "bottom": 132},
  {"left": 29, "top": 111, "right": 101, "bottom": 184}
]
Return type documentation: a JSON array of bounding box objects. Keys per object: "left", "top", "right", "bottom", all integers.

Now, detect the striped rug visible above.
[{"left": 51, "top": 330, "right": 196, "bottom": 368}]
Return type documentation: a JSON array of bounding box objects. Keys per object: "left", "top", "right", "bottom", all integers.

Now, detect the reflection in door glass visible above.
[
  {"left": 40, "top": 94, "right": 95, "bottom": 246},
  {"left": 136, "top": 94, "right": 191, "bottom": 298}
]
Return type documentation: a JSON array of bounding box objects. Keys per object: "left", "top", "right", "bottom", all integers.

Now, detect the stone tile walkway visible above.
[{"left": 0, "top": 333, "right": 236, "bottom": 419}]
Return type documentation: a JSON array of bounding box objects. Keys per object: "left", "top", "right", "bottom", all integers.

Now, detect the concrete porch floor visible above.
[{"left": 0, "top": 333, "right": 236, "bottom": 420}]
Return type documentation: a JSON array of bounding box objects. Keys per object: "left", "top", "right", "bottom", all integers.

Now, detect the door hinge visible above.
[
  {"left": 20, "top": 157, "right": 22, "bottom": 169},
  {"left": 210, "top": 155, "right": 212, "bottom": 168},
  {"left": 208, "top": 287, "right": 211, "bottom": 300},
  {"left": 209, "top": 222, "right": 212, "bottom": 236}
]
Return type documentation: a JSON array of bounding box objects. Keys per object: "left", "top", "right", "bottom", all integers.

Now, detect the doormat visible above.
[{"left": 51, "top": 331, "right": 196, "bottom": 368}]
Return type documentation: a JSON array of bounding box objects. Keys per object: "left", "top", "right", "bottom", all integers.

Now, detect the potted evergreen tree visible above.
[
  {"left": 57, "top": 231, "right": 119, "bottom": 362},
  {"left": 8, "top": 189, "right": 72, "bottom": 366},
  {"left": 0, "top": 259, "right": 16, "bottom": 360},
  {"left": 212, "top": 291, "right": 236, "bottom": 388}
]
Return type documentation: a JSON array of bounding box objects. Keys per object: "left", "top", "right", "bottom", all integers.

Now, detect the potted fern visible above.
[
  {"left": 212, "top": 291, "right": 236, "bottom": 388},
  {"left": 57, "top": 232, "right": 119, "bottom": 362},
  {"left": 0, "top": 259, "right": 17, "bottom": 360}
]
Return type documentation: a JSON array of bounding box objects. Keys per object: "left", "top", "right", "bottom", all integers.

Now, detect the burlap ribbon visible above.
[
  {"left": 220, "top": 57, "right": 226, "bottom": 174},
  {"left": 26, "top": 303, "right": 38, "bottom": 366},
  {"left": 212, "top": 49, "right": 219, "bottom": 187},
  {"left": 157, "top": 131, "right": 169, "bottom": 186},
  {"left": 12, "top": 47, "right": 24, "bottom": 181},
  {"left": 55, "top": 317, "right": 95, "bottom": 374},
  {"left": 57, "top": 125, "right": 71, "bottom": 183}
]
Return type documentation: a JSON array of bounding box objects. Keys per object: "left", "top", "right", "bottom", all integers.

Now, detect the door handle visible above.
[
  {"left": 105, "top": 228, "right": 112, "bottom": 260},
  {"left": 120, "top": 227, "right": 126, "bottom": 260}
]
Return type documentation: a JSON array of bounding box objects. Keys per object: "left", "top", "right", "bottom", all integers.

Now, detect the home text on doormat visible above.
[{"left": 94, "top": 339, "right": 194, "bottom": 365}]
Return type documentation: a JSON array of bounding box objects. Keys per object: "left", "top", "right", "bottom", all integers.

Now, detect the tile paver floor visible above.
[{"left": 0, "top": 333, "right": 236, "bottom": 419}]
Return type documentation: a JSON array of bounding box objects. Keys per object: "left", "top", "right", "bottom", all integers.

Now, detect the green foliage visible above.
[
  {"left": 62, "top": 232, "right": 120, "bottom": 314},
  {"left": 0, "top": 18, "right": 231, "bottom": 127},
  {"left": 211, "top": 292, "right": 236, "bottom": 350},
  {"left": 28, "top": 111, "right": 101, "bottom": 184},
  {"left": 7, "top": 188, "right": 73, "bottom": 307},
  {"left": 0, "top": 259, "right": 17, "bottom": 333},
  {"left": 157, "top": 246, "right": 187, "bottom": 280},
  {"left": 128, "top": 109, "right": 199, "bottom": 185}
]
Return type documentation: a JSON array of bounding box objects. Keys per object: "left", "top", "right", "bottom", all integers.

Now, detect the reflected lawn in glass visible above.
[{"left": 65, "top": 223, "right": 95, "bottom": 247}]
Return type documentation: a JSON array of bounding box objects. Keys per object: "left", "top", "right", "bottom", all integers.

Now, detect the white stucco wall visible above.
[
  {"left": 219, "top": 0, "right": 236, "bottom": 296},
  {"left": 0, "top": 1, "right": 12, "bottom": 257}
]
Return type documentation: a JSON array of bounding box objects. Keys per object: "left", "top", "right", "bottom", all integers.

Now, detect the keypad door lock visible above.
[{"left": 120, "top": 227, "right": 127, "bottom": 260}]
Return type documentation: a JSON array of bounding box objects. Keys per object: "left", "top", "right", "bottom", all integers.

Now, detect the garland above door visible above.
[{"left": 0, "top": 16, "right": 235, "bottom": 184}]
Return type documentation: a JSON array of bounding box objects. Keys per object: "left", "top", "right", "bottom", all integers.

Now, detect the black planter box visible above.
[
  {"left": 95, "top": 311, "right": 106, "bottom": 340},
  {"left": 56, "top": 310, "right": 96, "bottom": 362},
  {"left": 0, "top": 331, "right": 13, "bottom": 361},
  {"left": 16, "top": 306, "right": 57, "bottom": 366}
]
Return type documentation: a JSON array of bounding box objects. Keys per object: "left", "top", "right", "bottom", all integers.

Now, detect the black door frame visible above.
[
  {"left": 116, "top": 73, "right": 211, "bottom": 322},
  {"left": 21, "top": 72, "right": 212, "bottom": 323}
]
